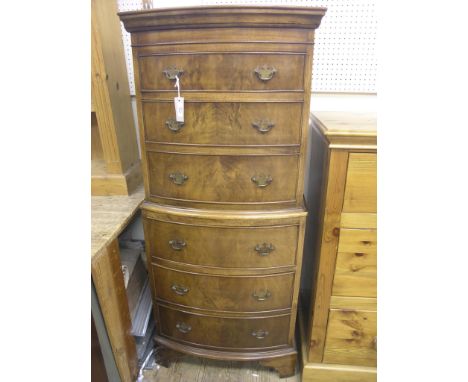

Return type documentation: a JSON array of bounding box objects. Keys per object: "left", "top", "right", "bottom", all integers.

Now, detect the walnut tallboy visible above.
[{"left": 119, "top": 6, "right": 326, "bottom": 377}]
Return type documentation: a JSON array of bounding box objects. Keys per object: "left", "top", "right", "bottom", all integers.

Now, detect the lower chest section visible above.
[{"left": 142, "top": 203, "right": 306, "bottom": 351}]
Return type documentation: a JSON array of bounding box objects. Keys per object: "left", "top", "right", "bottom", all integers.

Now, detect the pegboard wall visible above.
[{"left": 117, "top": 0, "right": 376, "bottom": 94}]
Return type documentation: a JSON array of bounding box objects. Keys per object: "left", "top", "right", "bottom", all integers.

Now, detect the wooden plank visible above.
[
  {"left": 302, "top": 363, "right": 376, "bottom": 382},
  {"left": 91, "top": 185, "right": 144, "bottom": 258},
  {"left": 91, "top": 239, "right": 138, "bottom": 382},
  {"left": 340, "top": 213, "right": 376, "bottom": 229},
  {"left": 329, "top": 296, "right": 377, "bottom": 311},
  {"left": 307, "top": 150, "right": 349, "bottom": 362},
  {"left": 332, "top": 229, "right": 377, "bottom": 298},
  {"left": 323, "top": 309, "right": 377, "bottom": 367},
  {"left": 299, "top": 298, "right": 375, "bottom": 382},
  {"left": 342, "top": 153, "right": 377, "bottom": 213},
  {"left": 92, "top": 0, "right": 140, "bottom": 172}
]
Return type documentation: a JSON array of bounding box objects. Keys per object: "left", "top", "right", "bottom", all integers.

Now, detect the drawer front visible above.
[
  {"left": 332, "top": 229, "right": 377, "bottom": 298},
  {"left": 143, "top": 101, "right": 303, "bottom": 146},
  {"left": 152, "top": 265, "right": 294, "bottom": 312},
  {"left": 343, "top": 153, "right": 377, "bottom": 213},
  {"left": 147, "top": 152, "right": 299, "bottom": 204},
  {"left": 323, "top": 309, "right": 377, "bottom": 367},
  {"left": 139, "top": 52, "right": 305, "bottom": 91},
  {"left": 145, "top": 219, "right": 298, "bottom": 268},
  {"left": 158, "top": 305, "right": 290, "bottom": 349}
]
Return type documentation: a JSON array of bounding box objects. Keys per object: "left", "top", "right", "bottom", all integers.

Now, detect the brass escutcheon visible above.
[
  {"left": 251, "top": 329, "right": 269, "bottom": 339},
  {"left": 254, "top": 66, "right": 277, "bottom": 81},
  {"left": 169, "top": 239, "right": 186, "bottom": 251},
  {"left": 254, "top": 243, "right": 275, "bottom": 256},
  {"left": 163, "top": 67, "right": 184, "bottom": 80},
  {"left": 176, "top": 322, "right": 191, "bottom": 333},
  {"left": 169, "top": 172, "right": 188, "bottom": 185},
  {"left": 171, "top": 284, "right": 189, "bottom": 296},
  {"left": 252, "top": 290, "right": 272, "bottom": 301},
  {"left": 251, "top": 174, "right": 272, "bottom": 188},
  {"left": 166, "top": 118, "right": 185, "bottom": 132},
  {"left": 252, "top": 119, "right": 275, "bottom": 134}
]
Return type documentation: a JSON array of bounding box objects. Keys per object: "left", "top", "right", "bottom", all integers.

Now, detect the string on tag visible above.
[{"left": 174, "top": 75, "right": 181, "bottom": 98}]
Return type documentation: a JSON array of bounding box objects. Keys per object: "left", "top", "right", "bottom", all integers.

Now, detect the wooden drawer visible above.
[
  {"left": 323, "top": 309, "right": 377, "bottom": 367},
  {"left": 158, "top": 305, "right": 290, "bottom": 350},
  {"left": 152, "top": 265, "right": 294, "bottom": 312},
  {"left": 332, "top": 229, "right": 377, "bottom": 298},
  {"left": 145, "top": 219, "right": 298, "bottom": 268},
  {"left": 147, "top": 152, "right": 299, "bottom": 205},
  {"left": 138, "top": 52, "right": 305, "bottom": 91},
  {"left": 343, "top": 153, "right": 377, "bottom": 213},
  {"left": 142, "top": 101, "right": 303, "bottom": 146}
]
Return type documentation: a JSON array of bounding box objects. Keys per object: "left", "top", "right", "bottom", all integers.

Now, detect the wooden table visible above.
[{"left": 92, "top": 185, "right": 145, "bottom": 382}]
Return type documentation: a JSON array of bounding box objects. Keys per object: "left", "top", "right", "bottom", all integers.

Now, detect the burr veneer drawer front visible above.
[
  {"left": 145, "top": 218, "right": 298, "bottom": 268},
  {"left": 138, "top": 52, "right": 305, "bottom": 91},
  {"left": 142, "top": 101, "right": 303, "bottom": 146},
  {"left": 158, "top": 305, "right": 290, "bottom": 350},
  {"left": 152, "top": 265, "right": 294, "bottom": 312},
  {"left": 147, "top": 152, "right": 299, "bottom": 205}
]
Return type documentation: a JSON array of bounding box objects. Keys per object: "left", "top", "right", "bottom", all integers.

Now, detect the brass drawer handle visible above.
[
  {"left": 169, "top": 172, "right": 188, "bottom": 185},
  {"left": 163, "top": 67, "right": 184, "bottom": 80},
  {"left": 252, "top": 290, "right": 271, "bottom": 301},
  {"left": 166, "top": 118, "right": 184, "bottom": 132},
  {"left": 252, "top": 120, "right": 275, "bottom": 134},
  {"left": 251, "top": 329, "right": 269, "bottom": 339},
  {"left": 251, "top": 174, "right": 272, "bottom": 188},
  {"left": 171, "top": 284, "right": 189, "bottom": 296},
  {"left": 254, "top": 243, "right": 275, "bottom": 256},
  {"left": 254, "top": 66, "right": 277, "bottom": 81},
  {"left": 176, "top": 322, "right": 191, "bottom": 334},
  {"left": 169, "top": 239, "right": 186, "bottom": 251}
]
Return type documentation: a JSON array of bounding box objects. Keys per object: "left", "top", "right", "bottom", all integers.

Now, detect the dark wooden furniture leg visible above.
[{"left": 260, "top": 353, "right": 297, "bottom": 378}]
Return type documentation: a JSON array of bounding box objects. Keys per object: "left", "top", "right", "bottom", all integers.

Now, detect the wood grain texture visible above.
[
  {"left": 340, "top": 213, "right": 377, "bottom": 229},
  {"left": 91, "top": 185, "right": 144, "bottom": 259},
  {"left": 139, "top": 52, "right": 305, "bottom": 92},
  {"left": 312, "top": 112, "right": 377, "bottom": 150},
  {"left": 119, "top": 6, "right": 325, "bottom": 372},
  {"left": 323, "top": 309, "right": 377, "bottom": 367},
  {"left": 153, "top": 264, "right": 294, "bottom": 312},
  {"left": 307, "top": 150, "right": 349, "bottom": 362},
  {"left": 147, "top": 152, "right": 299, "bottom": 205},
  {"left": 144, "top": 218, "right": 299, "bottom": 269},
  {"left": 332, "top": 229, "right": 377, "bottom": 297},
  {"left": 142, "top": 101, "right": 303, "bottom": 146},
  {"left": 132, "top": 26, "right": 311, "bottom": 46},
  {"left": 329, "top": 296, "right": 377, "bottom": 311},
  {"left": 342, "top": 153, "right": 377, "bottom": 213},
  {"left": 91, "top": 0, "right": 142, "bottom": 194},
  {"left": 158, "top": 305, "right": 290, "bottom": 350},
  {"left": 91, "top": 239, "right": 138, "bottom": 382},
  {"left": 119, "top": 6, "right": 327, "bottom": 33},
  {"left": 302, "top": 363, "right": 376, "bottom": 382}
]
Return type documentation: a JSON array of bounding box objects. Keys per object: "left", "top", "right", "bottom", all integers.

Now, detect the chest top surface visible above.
[
  {"left": 312, "top": 111, "right": 377, "bottom": 149},
  {"left": 119, "top": 6, "right": 327, "bottom": 32}
]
